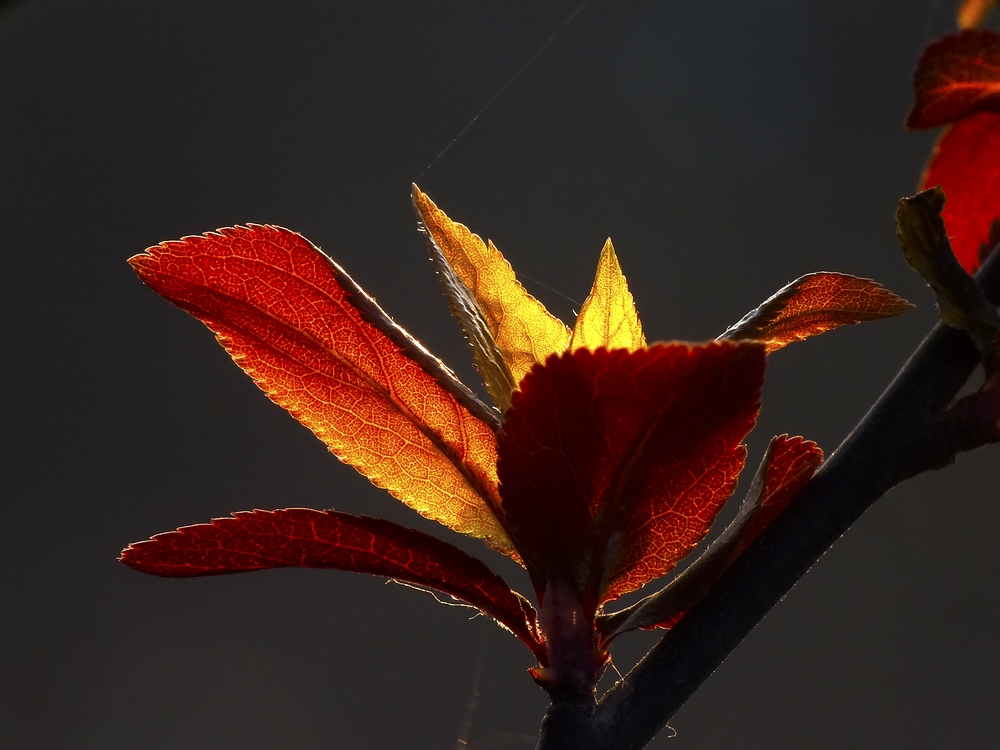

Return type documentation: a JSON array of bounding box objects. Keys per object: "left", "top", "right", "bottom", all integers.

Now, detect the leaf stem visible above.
[{"left": 535, "top": 245, "right": 1000, "bottom": 750}]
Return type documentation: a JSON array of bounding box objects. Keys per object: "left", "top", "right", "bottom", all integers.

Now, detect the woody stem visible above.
[{"left": 535, "top": 245, "right": 1000, "bottom": 750}]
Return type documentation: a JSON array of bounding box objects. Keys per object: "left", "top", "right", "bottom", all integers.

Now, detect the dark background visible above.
[{"left": 2, "top": 1, "right": 998, "bottom": 748}]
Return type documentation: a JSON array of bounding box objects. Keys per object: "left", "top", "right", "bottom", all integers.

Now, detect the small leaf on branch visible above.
[
  {"left": 598, "top": 435, "right": 822, "bottom": 639},
  {"left": 130, "top": 225, "right": 514, "bottom": 553},
  {"left": 569, "top": 239, "right": 646, "bottom": 352},
  {"left": 721, "top": 272, "right": 913, "bottom": 352},
  {"left": 735, "top": 434, "right": 825, "bottom": 547},
  {"left": 121, "top": 508, "right": 544, "bottom": 660},
  {"left": 897, "top": 188, "right": 1000, "bottom": 358},
  {"left": 412, "top": 186, "right": 571, "bottom": 398},
  {"left": 906, "top": 30, "right": 1000, "bottom": 129},
  {"left": 920, "top": 112, "right": 1000, "bottom": 272},
  {"left": 950, "top": 370, "right": 1000, "bottom": 448},
  {"left": 497, "top": 343, "right": 765, "bottom": 613}
]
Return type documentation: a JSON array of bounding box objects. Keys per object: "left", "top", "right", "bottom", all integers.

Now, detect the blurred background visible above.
[{"left": 1, "top": 1, "right": 998, "bottom": 748}]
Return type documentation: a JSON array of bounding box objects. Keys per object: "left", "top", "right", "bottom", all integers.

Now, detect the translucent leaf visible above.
[
  {"left": 599, "top": 435, "right": 823, "bottom": 638},
  {"left": 570, "top": 239, "right": 646, "bottom": 352},
  {"left": 412, "top": 187, "right": 571, "bottom": 397},
  {"left": 722, "top": 272, "right": 912, "bottom": 352},
  {"left": 497, "top": 343, "right": 765, "bottom": 613},
  {"left": 122, "top": 508, "right": 543, "bottom": 659},
  {"left": 921, "top": 112, "right": 1000, "bottom": 272},
  {"left": 906, "top": 30, "right": 1000, "bottom": 130},
  {"left": 130, "top": 225, "right": 514, "bottom": 553}
]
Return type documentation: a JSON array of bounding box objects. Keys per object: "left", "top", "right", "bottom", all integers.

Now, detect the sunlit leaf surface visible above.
[
  {"left": 906, "top": 31, "right": 1000, "bottom": 271},
  {"left": 121, "top": 508, "right": 543, "bottom": 659},
  {"left": 570, "top": 239, "right": 646, "bottom": 352},
  {"left": 413, "top": 189, "right": 517, "bottom": 410},
  {"left": 497, "top": 343, "right": 765, "bottom": 612},
  {"left": 130, "top": 225, "right": 515, "bottom": 553},
  {"left": 921, "top": 112, "right": 1000, "bottom": 272},
  {"left": 412, "top": 187, "right": 571, "bottom": 395},
  {"left": 722, "top": 272, "right": 912, "bottom": 352}
]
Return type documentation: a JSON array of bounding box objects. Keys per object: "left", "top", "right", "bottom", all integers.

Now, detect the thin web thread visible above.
[
  {"left": 925, "top": 0, "right": 943, "bottom": 33},
  {"left": 415, "top": 0, "right": 594, "bottom": 181},
  {"left": 455, "top": 631, "right": 485, "bottom": 748}
]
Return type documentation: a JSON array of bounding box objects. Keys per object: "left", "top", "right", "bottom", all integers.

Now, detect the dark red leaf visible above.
[
  {"left": 920, "top": 112, "right": 1000, "bottom": 272},
  {"left": 907, "top": 30, "right": 1000, "bottom": 129},
  {"left": 497, "top": 343, "right": 765, "bottom": 614},
  {"left": 121, "top": 508, "right": 544, "bottom": 661}
]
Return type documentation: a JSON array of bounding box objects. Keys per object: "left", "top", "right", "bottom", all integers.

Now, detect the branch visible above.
[{"left": 535, "top": 245, "right": 1000, "bottom": 750}]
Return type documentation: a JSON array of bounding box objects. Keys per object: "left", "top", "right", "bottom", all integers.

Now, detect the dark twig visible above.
[{"left": 535, "top": 245, "right": 1000, "bottom": 750}]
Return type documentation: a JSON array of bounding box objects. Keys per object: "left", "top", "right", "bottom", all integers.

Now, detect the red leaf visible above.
[
  {"left": 722, "top": 272, "right": 913, "bottom": 353},
  {"left": 497, "top": 343, "right": 765, "bottom": 613},
  {"left": 738, "top": 435, "right": 824, "bottom": 548},
  {"left": 597, "top": 434, "right": 823, "bottom": 639},
  {"left": 121, "top": 508, "right": 544, "bottom": 661},
  {"left": 130, "top": 226, "right": 515, "bottom": 553},
  {"left": 920, "top": 112, "right": 1000, "bottom": 272},
  {"left": 907, "top": 30, "right": 1000, "bottom": 129}
]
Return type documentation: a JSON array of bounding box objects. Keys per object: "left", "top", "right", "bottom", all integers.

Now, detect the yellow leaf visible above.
[
  {"left": 412, "top": 186, "right": 571, "bottom": 399},
  {"left": 570, "top": 239, "right": 646, "bottom": 352}
]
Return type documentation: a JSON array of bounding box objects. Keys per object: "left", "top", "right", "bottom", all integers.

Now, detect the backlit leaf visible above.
[
  {"left": 497, "top": 343, "right": 765, "bottom": 614},
  {"left": 413, "top": 189, "right": 517, "bottom": 410},
  {"left": 598, "top": 435, "right": 823, "bottom": 638},
  {"left": 958, "top": 0, "right": 998, "bottom": 29},
  {"left": 569, "top": 239, "right": 646, "bottom": 352},
  {"left": 897, "top": 188, "right": 1000, "bottom": 356},
  {"left": 920, "top": 112, "right": 1000, "bottom": 272},
  {"left": 736, "top": 434, "right": 824, "bottom": 546},
  {"left": 412, "top": 187, "right": 571, "bottom": 395},
  {"left": 722, "top": 272, "right": 913, "bottom": 352},
  {"left": 121, "top": 508, "right": 543, "bottom": 660},
  {"left": 906, "top": 30, "right": 1000, "bottom": 129},
  {"left": 130, "top": 225, "right": 515, "bottom": 553}
]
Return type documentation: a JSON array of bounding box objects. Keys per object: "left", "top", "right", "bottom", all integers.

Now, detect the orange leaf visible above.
[
  {"left": 722, "top": 272, "right": 913, "bottom": 352},
  {"left": 906, "top": 30, "right": 1000, "bottom": 130},
  {"left": 497, "top": 343, "right": 765, "bottom": 613},
  {"left": 921, "top": 112, "right": 1000, "bottom": 272},
  {"left": 959, "top": 0, "right": 999, "bottom": 32},
  {"left": 569, "top": 239, "right": 646, "bottom": 352},
  {"left": 412, "top": 186, "right": 571, "bottom": 401},
  {"left": 130, "top": 225, "right": 515, "bottom": 553}
]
